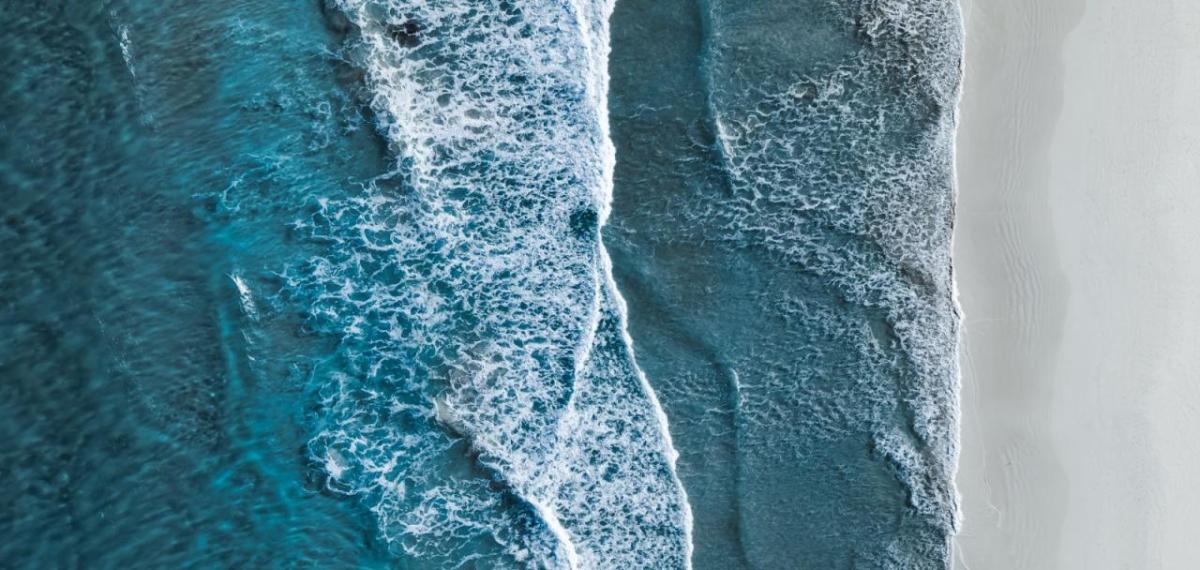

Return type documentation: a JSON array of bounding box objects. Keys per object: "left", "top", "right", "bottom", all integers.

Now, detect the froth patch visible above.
[
  {"left": 289, "top": 1, "right": 692, "bottom": 567},
  {"left": 700, "top": 0, "right": 962, "bottom": 552}
]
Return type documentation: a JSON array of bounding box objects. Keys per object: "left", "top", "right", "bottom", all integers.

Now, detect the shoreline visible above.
[{"left": 954, "top": 0, "right": 1200, "bottom": 568}]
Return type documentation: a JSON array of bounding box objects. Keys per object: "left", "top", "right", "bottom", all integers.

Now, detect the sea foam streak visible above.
[
  {"left": 290, "top": 1, "right": 691, "bottom": 567},
  {"left": 690, "top": 0, "right": 962, "bottom": 564}
]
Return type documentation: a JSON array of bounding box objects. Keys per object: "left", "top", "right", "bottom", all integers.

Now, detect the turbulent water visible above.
[
  {"left": 1, "top": 0, "right": 961, "bottom": 568},
  {"left": 294, "top": 2, "right": 691, "bottom": 567}
]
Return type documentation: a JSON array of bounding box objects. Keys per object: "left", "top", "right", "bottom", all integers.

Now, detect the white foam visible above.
[
  {"left": 230, "top": 273, "right": 258, "bottom": 320},
  {"left": 702, "top": 0, "right": 963, "bottom": 547},
  {"left": 117, "top": 24, "right": 135, "bottom": 79},
  {"left": 292, "top": 1, "right": 692, "bottom": 566}
]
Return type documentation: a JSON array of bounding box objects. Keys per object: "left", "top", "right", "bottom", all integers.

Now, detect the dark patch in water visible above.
[
  {"left": 569, "top": 208, "right": 598, "bottom": 239},
  {"left": 386, "top": 19, "right": 422, "bottom": 48},
  {"left": 318, "top": 0, "right": 353, "bottom": 36}
]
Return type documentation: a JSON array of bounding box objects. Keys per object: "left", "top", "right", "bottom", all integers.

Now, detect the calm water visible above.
[{"left": 0, "top": 1, "right": 961, "bottom": 568}]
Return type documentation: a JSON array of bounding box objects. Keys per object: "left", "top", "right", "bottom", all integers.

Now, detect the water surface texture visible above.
[
  {"left": 1, "top": 1, "right": 961, "bottom": 568},
  {"left": 607, "top": 0, "right": 962, "bottom": 567}
]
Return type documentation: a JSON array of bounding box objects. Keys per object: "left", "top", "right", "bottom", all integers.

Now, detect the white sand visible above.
[{"left": 953, "top": 0, "right": 1200, "bottom": 568}]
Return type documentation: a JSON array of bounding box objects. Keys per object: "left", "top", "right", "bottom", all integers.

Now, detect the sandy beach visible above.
[{"left": 954, "top": 0, "right": 1200, "bottom": 568}]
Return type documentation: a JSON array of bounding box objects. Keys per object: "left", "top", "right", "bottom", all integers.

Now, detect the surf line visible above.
[{"left": 576, "top": 0, "right": 697, "bottom": 566}]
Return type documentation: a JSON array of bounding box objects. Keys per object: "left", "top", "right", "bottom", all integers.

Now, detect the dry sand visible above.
[{"left": 953, "top": 0, "right": 1200, "bottom": 568}]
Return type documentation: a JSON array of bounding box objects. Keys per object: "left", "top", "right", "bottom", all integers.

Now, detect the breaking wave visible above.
[{"left": 285, "top": 1, "right": 692, "bottom": 567}]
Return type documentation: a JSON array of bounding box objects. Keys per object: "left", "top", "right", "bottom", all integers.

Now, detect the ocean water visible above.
[
  {"left": 607, "top": 0, "right": 963, "bottom": 567},
  {"left": 1, "top": 1, "right": 960, "bottom": 569}
]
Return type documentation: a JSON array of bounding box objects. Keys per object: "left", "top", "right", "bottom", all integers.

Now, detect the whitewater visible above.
[{"left": 291, "top": 1, "right": 693, "bottom": 567}]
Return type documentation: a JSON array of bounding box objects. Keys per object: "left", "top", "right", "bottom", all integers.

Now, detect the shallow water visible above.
[
  {"left": 607, "top": 1, "right": 962, "bottom": 567},
  {"left": 1, "top": 1, "right": 960, "bottom": 568}
]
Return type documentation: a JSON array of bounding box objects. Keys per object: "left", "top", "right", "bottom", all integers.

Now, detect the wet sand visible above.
[{"left": 954, "top": 0, "right": 1200, "bottom": 568}]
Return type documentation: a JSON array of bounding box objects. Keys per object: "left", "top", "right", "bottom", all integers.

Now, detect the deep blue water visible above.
[{"left": 0, "top": 1, "right": 961, "bottom": 568}]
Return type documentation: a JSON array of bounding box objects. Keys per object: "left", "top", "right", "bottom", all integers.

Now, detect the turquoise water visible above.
[{"left": 1, "top": 1, "right": 960, "bottom": 568}]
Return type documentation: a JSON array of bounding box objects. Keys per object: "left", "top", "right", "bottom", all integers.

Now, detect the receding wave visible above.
[
  {"left": 688, "top": 0, "right": 962, "bottom": 564},
  {"left": 285, "top": 1, "right": 691, "bottom": 567}
]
